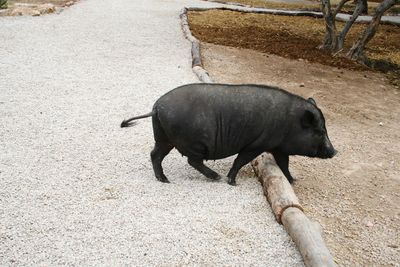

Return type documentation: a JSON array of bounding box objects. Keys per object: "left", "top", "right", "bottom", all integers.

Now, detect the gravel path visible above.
[{"left": 0, "top": 0, "right": 303, "bottom": 265}]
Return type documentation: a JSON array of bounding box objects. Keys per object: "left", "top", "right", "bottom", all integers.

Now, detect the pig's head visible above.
[{"left": 282, "top": 98, "right": 337, "bottom": 159}]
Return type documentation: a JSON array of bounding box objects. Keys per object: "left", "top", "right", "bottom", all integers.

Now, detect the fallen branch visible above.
[
  {"left": 252, "top": 153, "right": 335, "bottom": 267},
  {"left": 282, "top": 207, "right": 336, "bottom": 267},
  {"left": 180, "top": 8, "right": 213, "bottom": 82},
  {"left": 193, "top": 66, "right": 213, "bottom": 83},
  {"left": 188, "top": 5, "right": 324, "bottom": 18},
  {"left": 252, "top": 153, "right": 303, "bottom": 223}
]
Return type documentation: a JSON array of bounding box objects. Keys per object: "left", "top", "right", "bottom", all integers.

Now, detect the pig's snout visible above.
[
  {"left": 319, "top": 136, "right": 337, "bottom": 159},
  {"left": 326, "top": 148, "right": 338, "bottom": 158},
  {"left": 319, "top": 147, "right": 337, "bottom": 159}
]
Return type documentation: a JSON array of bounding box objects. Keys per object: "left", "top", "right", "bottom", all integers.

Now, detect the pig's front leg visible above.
[
  {"left": 272, "top": 150, "right": 295, "bottom": 184},
  {"left": 227, "top": 150, "right": 263, "bottom": 186}
]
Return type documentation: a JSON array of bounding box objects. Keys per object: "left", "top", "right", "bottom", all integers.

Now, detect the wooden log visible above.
[
  {"left": 203, "top": 0, "right": 252, "bottom": 7},
  {"left": 180, "top": 8, "right": 203, "bottom": 67},
  {"left": 191, "top": 40, "right": 202, "bottom": 67},
  {"left": 188, "top": 4, "right": 325, "bottom": 18},
  {"left": 193, "top": 66, "right": 213, "bottom": 83},
  {"left": 251, "top": 153, "right": 303, "bottom": 223},
  {"left": 180, "top": 8, "right": 213, "bottom": 82},
  {"left": 180, "top": 8, "right": 197, "bottom": 43},
  {"left": 282, "top": 207, "right": 336, "bottom": 267},
  {"left": 251, "top": 153, "right": 335, "bottom": 266}
]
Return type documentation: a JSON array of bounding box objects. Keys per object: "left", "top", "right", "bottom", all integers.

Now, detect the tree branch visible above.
[
  {"left": 333, "top": 0, "right": 351, "bottom": 17},
  {"left": 348, "top": 0, "right": 399, "bottom": 60},
  {"left": 337, "top": 0, "right": 366, "bottom": 49}
]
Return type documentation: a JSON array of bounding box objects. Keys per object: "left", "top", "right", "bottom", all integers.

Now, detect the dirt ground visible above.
[
  {"left": 209, "top": 0, "right": 400, "bottom": 16},
  {"left": 188, "top": 10, "right": 400, "bottom": 86},
  {"left": 200, "top": 42, "right": 400, "bottom": 266}
]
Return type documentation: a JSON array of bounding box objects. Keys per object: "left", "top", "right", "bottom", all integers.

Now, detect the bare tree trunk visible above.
[
  {"left": 348, "top": 0, "right": 399, "bottom": 61},
  {"left": 360, "top": 0, "right": 368, "bottom": 14},
  {"left": 353, "top": 0, "right": 369, "bottom": 14},
  {"left": 320, "top": 0, "right": 339, "bottom": 51},
  {"left": 337, "top": 0, "right": 366, "bottom": 50}
]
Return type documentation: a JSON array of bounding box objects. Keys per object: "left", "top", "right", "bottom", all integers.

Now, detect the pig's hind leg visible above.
[
  {"left": 151, "top": 116, "right": 173, "bottom": 183},
  {"left": 151, "top": 142, "right": 173, "bottom": 183},
  {"left": 187, "top": 158, "right": 221, "bottom": 181}
]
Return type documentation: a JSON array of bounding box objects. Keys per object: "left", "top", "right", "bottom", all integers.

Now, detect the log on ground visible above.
[
  {"left": 251, "top": 153, "right": 335, "bottom": 267},
  {"left": 252, "top": 153, "right": 302, "bottom": 223}
]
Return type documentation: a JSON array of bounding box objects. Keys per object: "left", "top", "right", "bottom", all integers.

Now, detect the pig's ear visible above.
[
  {"left": 301, "top": 110, "right": 316, "bottom": 128},
  {"left": 307, "top": 97, "right": 317, "bottom": 106}
]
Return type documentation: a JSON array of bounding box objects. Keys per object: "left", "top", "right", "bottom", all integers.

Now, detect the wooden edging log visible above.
[
  {"left": 282, "top": 207, "right": 335, "bottom": 267},
  {"left": 252, "top": 154, "right": 336, "bottom": 267},
  {"left": 180, "top": 7, "right": 336, "bottom": 266},
  {"left": 180, "top": 8, "right": 213, "bottom": 82},
  {"left": 193, "top": 66, "right": 213, "bottom": 83},
  {"left": 252, "top": 153, "right": 303, "bottom": 223}
]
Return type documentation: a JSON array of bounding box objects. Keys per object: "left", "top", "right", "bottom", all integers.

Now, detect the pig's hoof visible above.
[
  {"left": 211, "top": 175, "right": 222, "bottom": 181},
  {"left": 227, "top": 180, "right": 236, "bottom": 186},
  {"left": 157, "top": 177, "right": 170, "bottom": 183},
  {"left": 287, "top": 176, "right": 296, "bottom": 184}
]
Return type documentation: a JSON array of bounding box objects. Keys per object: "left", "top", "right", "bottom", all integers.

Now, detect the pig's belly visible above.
[{"left": 172, "top": 138, "right": 241, "bottom": 160}]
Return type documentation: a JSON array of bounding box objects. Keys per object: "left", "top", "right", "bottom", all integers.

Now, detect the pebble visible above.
[
  {"left": 365, "top": 221, "right": 374, "bottom": 227},
  {"left": 65, "top": 1, "right": 75, "bottom": 7}
]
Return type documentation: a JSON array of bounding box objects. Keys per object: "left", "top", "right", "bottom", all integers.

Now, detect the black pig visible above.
[{"left": 121, "top": 83, "right": 336, "bottom": 185}]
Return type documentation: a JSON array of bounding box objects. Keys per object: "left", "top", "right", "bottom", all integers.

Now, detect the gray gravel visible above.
[{"left": 0, "top": 0, "right": 303, "bottom": 265}]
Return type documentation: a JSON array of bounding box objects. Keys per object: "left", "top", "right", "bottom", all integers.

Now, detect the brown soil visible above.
[
  {"left": 198, "top": 40, "right": 400, "bottom": 266},
  {"left": 188, "top": 10, "right": 400, "bottom": 86},
  {"left": 210, "top": 0, "right": 400, "bottom": 16}
]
